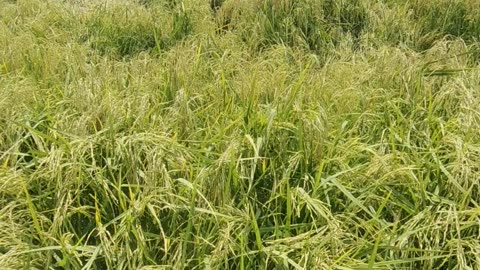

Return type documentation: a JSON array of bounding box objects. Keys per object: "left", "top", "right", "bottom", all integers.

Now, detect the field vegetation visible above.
[{"left": 1, "top": 0, "right": 480, "bottom": 269}]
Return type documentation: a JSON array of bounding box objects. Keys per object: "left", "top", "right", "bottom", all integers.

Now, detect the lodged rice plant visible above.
[{"left": 1, "top": 0, "right": 480, "bottom": 269}]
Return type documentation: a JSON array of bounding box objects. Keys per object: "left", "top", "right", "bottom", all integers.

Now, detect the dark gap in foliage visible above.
[
  {"left": 209, "top": 0, "right": 237, "bottom": 34},
  {"left": 210, "top": 0, "right": 225, "bottom": 13},
  {"left": 84, "top": 8, "right": 192, "bottom": 58}
]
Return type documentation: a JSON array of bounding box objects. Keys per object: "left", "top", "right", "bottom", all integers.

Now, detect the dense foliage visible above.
[{"left": 1, "top": 0, "right": 480, "bottom": 269}]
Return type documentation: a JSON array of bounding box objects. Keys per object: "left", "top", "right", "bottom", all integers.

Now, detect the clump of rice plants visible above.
[
  {"left": 231, "top": 0, "right": 368, "bottom": 57},
  {"left": 411, "top": 0, "right": 480, "bottom": 48},
  {"left": 1, "top": 0, "right": 480, "bottom": 269}
]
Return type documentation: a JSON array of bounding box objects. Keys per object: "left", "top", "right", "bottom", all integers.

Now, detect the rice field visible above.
[{"left": 1, "top": 0, "right": 480, "bottom": 269}]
